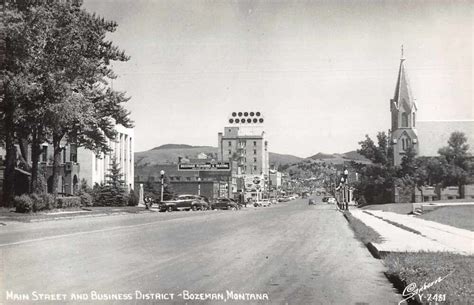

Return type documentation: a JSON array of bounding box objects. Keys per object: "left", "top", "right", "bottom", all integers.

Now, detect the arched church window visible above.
[
  {"left": 401, "top": 113, "right": 409, "bottom": 128},
  {"left": 402, "top": 138, "right": 406, "bottom": 151},
  {"left": 413, "top": 113, "right": 416, "bottom": 127}
]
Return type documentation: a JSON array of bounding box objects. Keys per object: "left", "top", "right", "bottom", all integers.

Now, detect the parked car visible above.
[
  {"left": 211, "top": 197, "right": 240, "bottom": 210},
  {"left": 327, "top": 197, "right": 337, "bottom": 204},
  {"left": 159, "top": 194, "right": 209, "bottom": 212},
  {"left": 253, "top": 199, "right": 270, "bottom": 207},
  {"left": 308, "top": 199, "right": 315, "bottom": 205}
]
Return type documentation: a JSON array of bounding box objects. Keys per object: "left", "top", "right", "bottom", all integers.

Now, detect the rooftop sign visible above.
[{"left": 178, "top": 162, "right": 230, "bottom": 171}]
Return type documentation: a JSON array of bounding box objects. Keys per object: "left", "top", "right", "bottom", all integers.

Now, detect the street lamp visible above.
[
  {"left": 340, "top": 176, "right": 345, "bottom": 210},
  {"left": 343, "top": 169, "right": 349, "bottom": 210},
  {"left": 197, "top": 177, "right": 201, "bottom": 196},
  {"left": 160, "top": 170, "right": 165, "bottom": 203}
]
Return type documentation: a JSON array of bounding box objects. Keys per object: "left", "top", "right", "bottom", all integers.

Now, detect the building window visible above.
[
  {"left": 228, "top": 141, "right": 232, "bottom": 147},
  {"left": 253, "top": 149, "right": 257, "bottom": 155},
  {"left": 401, "top": 113, "right": 409, "bottom": 128},
  {"left": 253, "top": 141, "right": 257, "bottom": 146},
  {"left": 41, "top": 146, "right": 48, "bottom": 162},
  {"left": 186, "top": 177, "right": 191, "bottom": 181},
  {"left": 253, "top": 166, "right": 257, "bottom": 171},
  {"left": 95, "top": 156, "right": 99, "bottom": 171},
  {"left": 413, "top": 113, "right": 416, "bottom": 127},
  {"left": 62, "top": 149, "right": 67, "bottom": 163},
  {"left": 228, "top": 150, "right": 232, "bottom": 155},
  {"left": 254, "top": 157, "right": 257, "bottom": 163}
]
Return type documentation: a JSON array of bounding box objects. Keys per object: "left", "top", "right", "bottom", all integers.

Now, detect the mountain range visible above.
[{"left": 134, "top": 144, "right": 369, "bottom": 167}]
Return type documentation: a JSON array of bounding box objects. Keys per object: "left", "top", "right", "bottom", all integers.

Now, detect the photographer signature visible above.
[{"left": 398, "top": 271, "right": 453, "bottom": 305}]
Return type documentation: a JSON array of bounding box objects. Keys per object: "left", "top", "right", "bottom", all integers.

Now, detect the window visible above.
[
  {"left": 401, "top": 112, "right": 409, "bottom": 127},
  {"left": 413, "top": 113, "right": 416, "bottom": 127},
  {"left": 253, "top": 141, "right": 257, "bottom": 146},
  {"left": 228, "top": 141, "right": 232, "bottom": 147},
  {"left": 254, "top": 157, "right": 257, "bottom": 163},
  {"left": 253, "top": 149, "right": 257, "bottom": 155},
  {"left": 62, "top": 149, "right": 67, "bottom": 163},
  {"left": 41, "top": 146, "right": 48, "bottom": 162},
  {"left": 228, "top": 150, "right": 232, "bottom": 155},
  {"left": 253, "top": 166, "right": 257, "bottom": 171},
  {"left": 186, "top": 177, "right": 191, "bottom": 181}
]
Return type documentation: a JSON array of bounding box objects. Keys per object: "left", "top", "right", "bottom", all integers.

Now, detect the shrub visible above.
[
  {"left": 30, "top": 193, "right": 46, "bottom": 212},
  {"left": 57, "top": 197, "right": 82, "bottom": 209},
  {"left": 80, "top": 193, "right": 93, "bottom": 207},
  {"left": 42, "top": 194, "right": 57, "bottom": 210},
  {"left": 14, "top": 195, "right": 34, "bottom": 213},
  {"left": 128, "top": 189, "right": 139, "bottom": 206}
]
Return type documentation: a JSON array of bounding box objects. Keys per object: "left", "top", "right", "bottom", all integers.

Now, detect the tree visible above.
[
  {"left": 438, "top": 132, "right": 470, "bottom": 170},
  {"left": 357, "top": 132, "right": 391, "bottom": 166},
  {"left": 400, "top": 146, "right": 417, "bottom": 177},
  {"left": 2, "top": 1, "right": 133, "bottom": 201},
  {"left": 437, "top": 132, "right": 472, "bottom": 187},
  {"left": 94, "top": 157, "right": 127, "bottom": 206}
]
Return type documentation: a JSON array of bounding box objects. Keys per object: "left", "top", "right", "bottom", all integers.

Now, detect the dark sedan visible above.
[
  {"left": 211, "top": 198, "right": 241, "bottom": 210},
  {"left": 159, "top": 194, "right": 209, "bottom": 212}
]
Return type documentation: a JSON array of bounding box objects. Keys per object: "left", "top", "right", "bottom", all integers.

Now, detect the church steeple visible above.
[{"left": 390, "top": 47, "right": 418, "bottom": 166}]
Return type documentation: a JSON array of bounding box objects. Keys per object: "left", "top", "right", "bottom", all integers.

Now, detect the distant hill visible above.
[
  {"left": 309, "top": 152, "right": 336, "bottom": 160},
  {"left": 307, "top": 151, "right": 370, "bottom": 164},
  {"left": 151, "top": 144, "right": 196, "bottom": 150},
  {"left": 135, "top": 144, "right": 303, "bottom": 168}
]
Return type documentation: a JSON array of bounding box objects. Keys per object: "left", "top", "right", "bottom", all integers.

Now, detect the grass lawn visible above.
[
  {"left": 343, "top": 211, "right": 383, "bottom": 244},
  {"left": 418, "top": 206, "right": 474, "bottom": 231},
  {"left": 344, "top": 211, "right": 474, "bottom": 304},
  {"left": 0, "top": 206, "right": 148, "bottom": 222},
  {"left": 361, "top": 203, "right": 413, "bottom": 215},
  {"left": 384, "top": 252, "right": 474, "bottom": 305}
]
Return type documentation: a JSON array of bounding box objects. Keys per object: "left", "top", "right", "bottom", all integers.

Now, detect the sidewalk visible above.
[{"left": 350, "top": 209, "right": 474, "bottom": 256}]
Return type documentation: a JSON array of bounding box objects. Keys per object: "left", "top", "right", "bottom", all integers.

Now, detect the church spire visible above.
[{"left": 392, "top": 46, "right": 414, "bottom": 109}]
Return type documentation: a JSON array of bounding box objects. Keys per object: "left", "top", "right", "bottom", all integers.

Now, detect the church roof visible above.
[
  {"left": 392, "top": 57, "right": 416, "bottom": 111},
  {"left": 417, "top": 120, "right": 474, "bottom": 156}
]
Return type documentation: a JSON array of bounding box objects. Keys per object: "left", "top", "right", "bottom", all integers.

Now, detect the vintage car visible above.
[
  {"left": 159, "top": 194, "right": 209, "bottom": 212},
  {"left": 211, "top": 197, "right": 241, "bottom": 210}
]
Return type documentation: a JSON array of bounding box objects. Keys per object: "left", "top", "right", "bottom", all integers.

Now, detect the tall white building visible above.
[{"left": 77, "top": 124, "right": 134, "bottom": 191}]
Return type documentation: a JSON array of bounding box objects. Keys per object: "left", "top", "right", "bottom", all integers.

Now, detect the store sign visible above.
[
  {"left": 178, "top": 162, "right": 230, "bottom": 171},
  {"left": 245, "top": 175, "right": 264, "bottom": 191}
]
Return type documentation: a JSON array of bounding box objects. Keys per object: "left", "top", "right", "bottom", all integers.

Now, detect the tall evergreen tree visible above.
[{"left": 95, "top": 157, "right": 127, "bottom": 206}]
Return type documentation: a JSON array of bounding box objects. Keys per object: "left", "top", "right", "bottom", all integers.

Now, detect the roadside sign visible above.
[{"left": 178, "top": 162, "right": 230, "bottom": 171}]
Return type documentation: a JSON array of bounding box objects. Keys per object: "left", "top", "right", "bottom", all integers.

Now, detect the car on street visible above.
[
  {"left": 327, "top": 197, "right": 337, "bottom": 204},
  {"left": 211, "top": 197, "right": 241, "bottom": 210},
  {"left": 159, "top": 194, "right": 209, "bottom": 212},
  {"left": 308, "top": 199, "right": 315, "bottom": 205},
  {"left": 254, "top": 199, "right": 270, "bottom": 207}
]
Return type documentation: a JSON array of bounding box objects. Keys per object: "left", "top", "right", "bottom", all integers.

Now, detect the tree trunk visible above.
[
  {"left": 51, "top": 135, "right": 63, "bottom": 197},
  {"left": 2, "top": 135, "right": 16, "bottom": 207},
  {"left": 30, "top": 135, "right": 41, "bottom": 194},
  {"left": 2, "top": 93, "right": 16, "bottom": 207}
]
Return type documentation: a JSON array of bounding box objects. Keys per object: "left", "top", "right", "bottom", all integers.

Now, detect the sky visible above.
[{"left": 83, "top": 0, "right": 473, "bottom": 158}]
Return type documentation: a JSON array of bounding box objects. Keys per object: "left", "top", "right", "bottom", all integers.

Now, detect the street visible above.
[{"left": 0, "top": 197, "right": 401, "bottom": 304}]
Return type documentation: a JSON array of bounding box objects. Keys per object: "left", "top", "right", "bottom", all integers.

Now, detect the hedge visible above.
[{"left": 57, "top": 197, "right": 82, "bottom": 209}]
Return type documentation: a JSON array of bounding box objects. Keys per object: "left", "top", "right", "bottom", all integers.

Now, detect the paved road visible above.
[{"left": 0, "top": 197, "right": 401, "bottom": 304}]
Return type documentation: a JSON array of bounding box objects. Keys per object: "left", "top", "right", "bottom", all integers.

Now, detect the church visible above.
[{"left": 389, "top": 50, "right": 473, "bottom": 167}]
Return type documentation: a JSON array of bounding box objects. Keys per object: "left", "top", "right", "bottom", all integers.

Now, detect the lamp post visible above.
[
  {"left": 160, "top": 170, "right": 165, "bottom": 203},
  {"left": 198, "top": 177, "right": 201, "bottom": 196},
  {"left": 340, "top": 177, "right": 345, "bottom": 210},
  {"left": 343, "top": 169, "right": 349, "bottom": 210}
]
